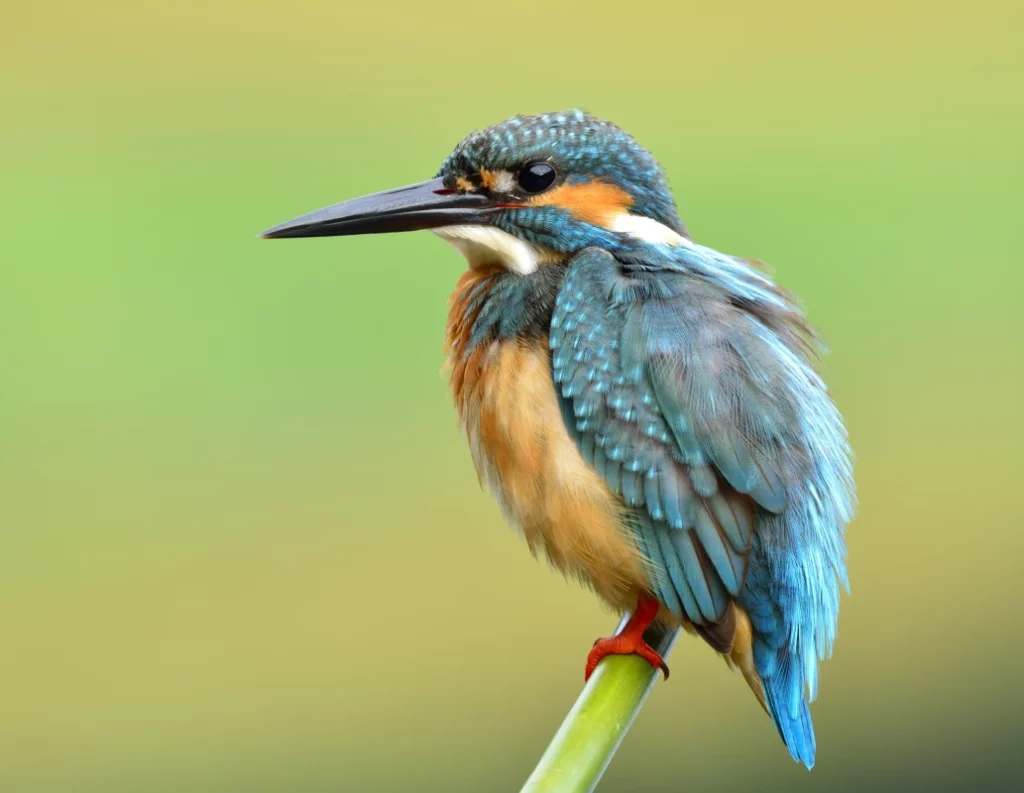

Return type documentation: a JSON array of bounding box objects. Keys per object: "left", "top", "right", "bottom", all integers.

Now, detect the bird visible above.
[{"left": 261, "top": 110, "right": 855, "bottom": 769}]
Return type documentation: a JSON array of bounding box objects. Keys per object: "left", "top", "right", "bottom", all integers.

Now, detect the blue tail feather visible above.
[{"left": 763, "top": 667, "right": 817, "bottom": 769}]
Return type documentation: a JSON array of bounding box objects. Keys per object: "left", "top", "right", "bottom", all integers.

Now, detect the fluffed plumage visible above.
[{"left": 263, "top": 109, "right": 856, "bottom": 769}]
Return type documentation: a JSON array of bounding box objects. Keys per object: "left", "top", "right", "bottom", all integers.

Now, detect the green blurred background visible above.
[{"left": 2, "top": 1, "right": 1022, "bottom": 790}]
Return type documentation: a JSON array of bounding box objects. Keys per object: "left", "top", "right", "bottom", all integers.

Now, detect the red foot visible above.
[{"left": 584, "top": 595, "right": 670, "bottom": 681}]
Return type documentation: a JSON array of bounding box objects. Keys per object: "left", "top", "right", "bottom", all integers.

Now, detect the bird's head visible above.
[{"left": 262, "top": 110, "right": 689, "bottom": 273}]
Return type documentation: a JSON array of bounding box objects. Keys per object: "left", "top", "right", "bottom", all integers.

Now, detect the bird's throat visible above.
[{"left": 433, "top": 225, "right": 555, "bottom": 275}]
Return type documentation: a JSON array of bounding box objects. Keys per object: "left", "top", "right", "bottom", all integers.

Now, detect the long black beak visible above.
[{"left": 260, "top": 177, "right": 494, "bottom": 239}]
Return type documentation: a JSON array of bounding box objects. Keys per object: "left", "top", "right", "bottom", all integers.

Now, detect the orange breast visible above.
[{"left": 445, "top": 272, "right": 650, "bottom": 609}]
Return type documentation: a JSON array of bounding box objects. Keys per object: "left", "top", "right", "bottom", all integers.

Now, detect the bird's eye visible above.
[{"left": 517, "top": 162, "right": 557, "bottom": 194}]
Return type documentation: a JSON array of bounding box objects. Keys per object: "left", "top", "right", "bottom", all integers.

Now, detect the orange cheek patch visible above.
[
  {"left": 529, "top": 180, "right": 634, "bottom": 228},
  {"left": 479, "top": 169, "right": 498, "bottom": 190},
  {"left": 455, "top": 176, "right": 475, "bottom": 192}
]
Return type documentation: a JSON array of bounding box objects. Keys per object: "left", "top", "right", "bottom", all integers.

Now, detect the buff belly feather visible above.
[{"left": 453, "top": 336, "right": 649, "bottom": 611}]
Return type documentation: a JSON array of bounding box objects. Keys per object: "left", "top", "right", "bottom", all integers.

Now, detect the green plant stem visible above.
[{"left": 520, "top": 618, "right": 681, "bottom": 793}]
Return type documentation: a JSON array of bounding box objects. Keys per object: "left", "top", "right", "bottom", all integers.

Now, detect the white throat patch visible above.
[{"left": 433, "top": 225, "right": 548, "bottom": 275}]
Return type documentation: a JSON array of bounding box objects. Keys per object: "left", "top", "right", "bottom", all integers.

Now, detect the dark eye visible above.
[{"left": 517, "top": 162, "right": 557, "bottom": 194}]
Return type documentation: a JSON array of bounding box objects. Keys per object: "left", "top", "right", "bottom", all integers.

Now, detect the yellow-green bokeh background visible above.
[{"left": 3, "top": 2, "right": 1022, "bottom": 790}]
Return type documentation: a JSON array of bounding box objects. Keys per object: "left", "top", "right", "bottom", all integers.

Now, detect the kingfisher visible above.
[{"left": 261, "top": 110, "right": 854, "bottom": 768}]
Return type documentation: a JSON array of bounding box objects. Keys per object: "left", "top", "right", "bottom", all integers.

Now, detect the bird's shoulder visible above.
[
  {"left": 552, "top": 243, "right": 806, "bottom": 513},
  {"left": 549, "top": 244, "right": 851, "bottom": 623}
]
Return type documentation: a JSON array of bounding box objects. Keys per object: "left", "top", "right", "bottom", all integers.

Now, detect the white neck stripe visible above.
[{"left": 606, "top": 213, "right": 690, "bottom": 247}]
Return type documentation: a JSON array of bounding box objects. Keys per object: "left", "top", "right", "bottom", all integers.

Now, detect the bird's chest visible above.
[{"left": 444, "top": 277, "right": 648, "bottom": 609}]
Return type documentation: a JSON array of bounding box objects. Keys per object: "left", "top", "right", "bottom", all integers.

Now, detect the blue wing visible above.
[{"left": 550, "top": 246, "right": 854, "bottom": 767}]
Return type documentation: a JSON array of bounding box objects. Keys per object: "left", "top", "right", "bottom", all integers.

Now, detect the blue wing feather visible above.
[
  {"left": 550, "top": 246, "right": 854, "bottom": 768},
  {"left": 551, "top": 250, "right": 754, "bottom": 630}
]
